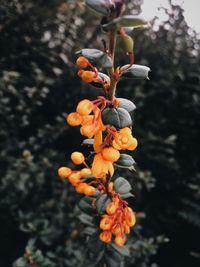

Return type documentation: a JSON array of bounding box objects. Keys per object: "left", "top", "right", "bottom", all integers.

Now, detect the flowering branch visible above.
[{"left": 58, "top": 0, "right": 150, "bottom": 265}]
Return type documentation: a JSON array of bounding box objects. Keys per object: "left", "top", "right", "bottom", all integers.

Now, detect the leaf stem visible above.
[{"left": 108, "top": 29, "right": 117, "bottom": 101}]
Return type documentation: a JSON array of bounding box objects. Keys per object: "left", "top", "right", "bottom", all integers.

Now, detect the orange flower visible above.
[
  {"left": 80, "top": 107, "right": 105, "bottom": 138},
  {"left": 100, "top": 215, "right": 113, "bottom": 230},
  {"left": 68, "top": 172, "right": 81, "bottom": 186},
  {"left": 76, "top": 99, "right": 93, "bottom": 116},
  {"left": 58, "top": 167, "right": 72, "bottom": 178},
  {"left": 67, "top": 112, "right": 83, "bottom": 126},
  {"left": 102, "top": 147, "right": 120, "bottom": 162},
  {"left": 99, "top": 231, "right": 112, "bottom": 243},
  {"left": 81, "top": 70, "right": 95, "bottom": 83},
  {"left": 92, "top": 153, "right": 114, "bottom": 178},
  {"left": 106, "top": 202, "right": 118, "bottom": 215},
  {"left": 114, "top": 234, "right": 126, "bottom": 247},
  {"left": 71, "top": 152, "right": 85, "bottom": 165},
  {"left": 83, "top": 185, "right": 96, "bottom": 196},
  {"left": 112, "top": 127, "right": 138, "bottom": 150},
  {"left": 124, "top": 207, "right": 136, "bottom": 227},
  {"left": 76, "top": 56, "right": 89, "bottom": 68}
]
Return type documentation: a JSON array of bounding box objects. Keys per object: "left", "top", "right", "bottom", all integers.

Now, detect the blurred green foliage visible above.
[{"left": 0, "top": 0, "right": 200, "bottom": 266}]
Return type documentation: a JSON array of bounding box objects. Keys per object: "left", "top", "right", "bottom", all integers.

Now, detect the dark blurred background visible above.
[{"left": 0, "top": 0, "right": 200, "bottom": 266}]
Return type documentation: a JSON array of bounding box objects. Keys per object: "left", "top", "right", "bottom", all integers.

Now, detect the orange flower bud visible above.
[
  {"left": 58, "top": 167, "right": 72, "bottom": 178},
  {"left": 106, "top": 202, "right": 117, "bottom": 215},
  {"left": 128, "top": 137, "right": 138, "bottom": 150},
  {"left": 114, "top": 234, "right": 126, "bottom": 247},
  {"left": 112, "top": 224, "right": 122, "bottom": 236},
  {"left": 76, "top": 56, "right": 89, "bottom": 68},
  {"left": 80, "top": 168, "right": 92, "bottom": 177},
  {"left": 71, "top": 152, "right": 85, "bottom": 165},
  {"left": 76, "top": 99, "right": 93, "bottom": 116},
  {"left": 81, "top": 70, "right": 95, "bottom": 83},
  {"left": 100, "top": 216, "right": 113, "bottom": 230},
  {"left": 124, "top": 224, "right": 130, "bottom": 234},
  {"left": 77, "top": 69, "right": 84, "bottom": 77},
  {"left": 108, "top": 182, "right": 114, "bottom": 192},
  {"left": 76, "top": 182, "right": 88, "bottom": 194},
  {"left": 102, "top": 147, "right": 120, "bottom": 162},
  {"left": 99, "top": 231, "right": 112, "bottom": 243},
  {"left": 68, "top": 172, "right": 81, "bottom": 186},
  {"left": 124, "top": 207, "right": 136, "bottom": 227},
  {"left": 67, "top": 112, "right": 83, "bottom": 126},
  {"left": 83, "top": 185, "right": 96, "bottom": 196}
]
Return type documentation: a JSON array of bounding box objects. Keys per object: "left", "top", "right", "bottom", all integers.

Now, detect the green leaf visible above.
[
  {"left": 114, "top": 177, "right": 132, "bottom": 194},
  {"left": 102, "top": 107, "right": 132, "bottom": 129},
  {"left": 120, "top": 64, "right": 151, "bottom": 79},
  {"left": 117, "top": 98, "right": 136, "bottom": 112},
  {"left": 82, "top": 139, "right": 94, "bottom": 146},
  {"left": 105, "top": 247, "right": 124, "bottom": 267},
  {"left": 102, "top": 15, "right": 149, "bottom": 31},
  {"left": 85, "top": 0, "right": 111, "bottom": 16},
  {"left": 110, "top": 243, "right": 131, "bottom": 257},
  {"left": 87, "top": 232, "right": 105, "bottom": 253},
  {"left": 76, "top": 49, "right": 112, "bottom": 68},
  {"left": 78, "top": 213, "right": 94, "bottom": 226},
  {"left": 116, "top": 154, "right": 135, "bottom": 167},
  {"left": 96, "top": 193, "right": 111, "bottom": 214},
  {"left": 79, "top": 196, "right": 95, "bottom": 214},
  {"left": 82, "top": 226, "right": 97, "bottom": 236},
  {"left": 120, "top": 192, "right": 134, "bottom": 199}
]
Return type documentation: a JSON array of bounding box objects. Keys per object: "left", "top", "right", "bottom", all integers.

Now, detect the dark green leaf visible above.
[
  {"left": 120, "top": 64, "right": 151, "bottom": 79},
  {"left": 114, "top": 177, "right": 132, "bottom": 194},
  {"left": 102, "top": 107, "right": 132, "bottom": 129},
  {"left": 79, "top": 196, "right": 95, "bottom": 214},
  {"left": 87, "top": 232, "right": 105, "bottom": 253},
  {"left": 110, "top": 243, "right": 131, "bottom": 257},
  {"left": 120, "top": 192, "right": 134, "bottom": 199},
  {"left": 96, "top": 193, "right": 111, "bottom": 214},
  {"left": 116, "top": 154, "right": 135, "bottom": 167},
  {"left": 78, "top": 213, "right": 94, "bottom": 226}
]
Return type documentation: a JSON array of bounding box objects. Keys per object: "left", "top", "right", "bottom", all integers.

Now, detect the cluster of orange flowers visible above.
[
  {"left": 58, "top": 56, "right": 138, "bottom": 246},
  {"left": 100, "top": 197, "right": 136, "bottom": 247}
]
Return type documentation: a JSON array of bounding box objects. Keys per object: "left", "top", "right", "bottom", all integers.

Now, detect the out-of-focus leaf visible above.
[
  {"left": 96, "top": 193, "right": 111, "bottom": 214},
  {"left": 120, "top": 64, "right": 151, "bottom": 79},
  {"left": 85, "top": 0, "right": 111, "bottom": 16},
  {"left": 102, "top": 15, "right": 149, "bottom": 31}
]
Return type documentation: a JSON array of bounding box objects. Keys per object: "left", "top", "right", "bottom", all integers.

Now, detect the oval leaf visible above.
[
  {"left": 102, "top": 107, "right": 132, "bottom": 129},
  {"left": 117, "top": 98, "right": 136, "bottom": 112},
  {"left": 110, "top": 243, "right": 130, "bottom": 257},
  {"left": 82, "top": 139, "right": 94, "bottom": 146},
  {"left": 102, "top": 15, "right": 149, "bottom": 31},
  {"left": 116, "top": 154, "right": 135, "bottom": 167},
  {"left": 120, "top": 64, "right": 151, "bottom": 79},
  {"left": 114, "top": 177, "right": 132, "bottom": 194},
  {"left": 79, "top": 196, "right": 95, "bottom": 214},
  {"left": 85, "top": 0, "right": 111, "bottom": 16},
  {"left": 96, "top": 193, "right": 111, "bottom": 214}
]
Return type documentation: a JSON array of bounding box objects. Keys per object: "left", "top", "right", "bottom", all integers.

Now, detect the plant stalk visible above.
[{"left": 108, "top": 29, "right": 117, "bottom": 101}]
